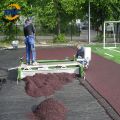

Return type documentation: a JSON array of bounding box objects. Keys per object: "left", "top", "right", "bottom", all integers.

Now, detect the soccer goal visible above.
[{"left": 103, "top": 20, "right": 120, "bottom": 49}]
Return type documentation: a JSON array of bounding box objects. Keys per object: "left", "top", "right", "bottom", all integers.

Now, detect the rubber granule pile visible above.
[
  {"left": 23, "top": 73, "right": 76, "bottom": 97},
  {"left": 33, "top": 98, "right": 68, "bottom": 120}
]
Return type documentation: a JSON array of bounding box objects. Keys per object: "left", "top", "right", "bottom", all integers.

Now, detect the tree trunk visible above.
[
  {"left": 57, "top": 17, "right": 61, "bottom": 35},
  {"left": 53, "top": 0, "right": 61, "bottom": 35}
]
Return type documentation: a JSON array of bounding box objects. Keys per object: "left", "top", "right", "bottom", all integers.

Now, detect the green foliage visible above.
[
  {"left": 95, "top": 34, "right": 103, "bottom": 42},
  {"left": 28, "top": 0, "right": 120, "bottom": 36},
  {"left": 29, "top": 0, "right": 86, "bottom": 35},
  {"left": 53, "top": 34, "right": 67, "bottom": 43},
  {"left": 0, "top": 0, "right": 120, "bottom": 41},
  {"left": 81, "top": 0, "right": 120, "bottom": 30}
]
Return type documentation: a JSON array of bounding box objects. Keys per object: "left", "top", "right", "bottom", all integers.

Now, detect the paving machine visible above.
[{"left": 17, "top": 47, "right": 91, "bottom": 82}]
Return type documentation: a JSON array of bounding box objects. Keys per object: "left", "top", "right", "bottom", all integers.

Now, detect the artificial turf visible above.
[{"left": 88, "top": 43, "right": 120, "bottom": 64}]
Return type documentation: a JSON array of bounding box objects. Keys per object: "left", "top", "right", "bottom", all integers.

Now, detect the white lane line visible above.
[
  {"left": 109, "top": 49, "right": 120, "bottom": 53},
  {"left": 8, "top": 66, "right": 18, "bottom": 71},
  {"left": 104, "top": 53, "right": 114, "bottom": 57},
  {"left": 107, "top": 47, "right": 120, "bottom": 53}
]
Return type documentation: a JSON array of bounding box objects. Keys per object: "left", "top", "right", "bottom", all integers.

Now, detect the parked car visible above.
[{"left": 81, "top": 22, "right": 88, "bottom": 30}]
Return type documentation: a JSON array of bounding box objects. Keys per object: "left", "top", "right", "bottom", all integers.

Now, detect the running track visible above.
[{"left": 85, "top": 52, "right": 120, "bottom": 116}]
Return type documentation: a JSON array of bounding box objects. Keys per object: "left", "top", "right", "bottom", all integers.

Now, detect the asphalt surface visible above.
[{"left": 0, "top": 47, "right": 112, "bottom": 120}]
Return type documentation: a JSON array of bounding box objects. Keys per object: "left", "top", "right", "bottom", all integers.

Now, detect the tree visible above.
[
  {"left": 81, "top": 0, "right": 120, "bottom": 32},
  {"left": 28, "top": 0, "right": 85, "bottom": 35},
  {"left": 110, "top": 0, "right": 120, "bottom": 42}
]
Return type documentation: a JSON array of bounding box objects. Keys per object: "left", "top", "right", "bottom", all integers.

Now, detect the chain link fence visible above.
[{"left": 0, "top": 22, "right": 97, "bottom": 43}]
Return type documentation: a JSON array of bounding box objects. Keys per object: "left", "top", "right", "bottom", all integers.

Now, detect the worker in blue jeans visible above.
[{"left": 24, "top": 18, "right": 37, "bottom": 65}]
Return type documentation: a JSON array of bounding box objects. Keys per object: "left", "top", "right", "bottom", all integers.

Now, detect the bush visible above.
[
  {"left": 53, "top": 34, "right": 67, "bottom": 43},
  {"left": 95, "top": 34, "right": 103, "bottom": 42}
]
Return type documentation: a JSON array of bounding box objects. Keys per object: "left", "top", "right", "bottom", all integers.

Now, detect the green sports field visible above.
[{"left": 88, "top": 43, "right": 120, "bottom": 64}]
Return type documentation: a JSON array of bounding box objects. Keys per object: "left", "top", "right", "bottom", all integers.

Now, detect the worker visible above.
[
  {"left": 75, "top": 45, "right": 89, "bottom": 68},
  {"left": 75, "top": 45, "right": 84, "bottom": 59},
  {"left": 23, "top": 18, "right": 38, "bottom": 65}
]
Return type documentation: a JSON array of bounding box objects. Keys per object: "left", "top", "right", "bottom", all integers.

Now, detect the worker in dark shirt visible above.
[
  {"left": 23, "top": 18, "right": 37, "bottom": 65},
  {"left": 75, "top": 46, "right": 84, "bottom": 58},
  {"left": 75, "top": 45, "right": 88, "bottom": 68}
]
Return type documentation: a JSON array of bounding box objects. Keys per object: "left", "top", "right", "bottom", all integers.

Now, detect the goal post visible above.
[{"left": 103, "top": 20, "right": 120, "bottom": 49}]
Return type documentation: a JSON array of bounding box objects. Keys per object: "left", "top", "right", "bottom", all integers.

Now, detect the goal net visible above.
[{"left": 103, "top": 20, "right": 120, "bottom": 49}]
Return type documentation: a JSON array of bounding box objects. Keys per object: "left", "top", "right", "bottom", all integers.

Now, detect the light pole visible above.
[
  {"left": 76, "top": 19, "right": 81, "bottom": 36},
  {"left": 16, "top": 22, "right": 18, "bottom": 40},
  {"left": 69, "top": 22, "right": 72, "bottom": 41},
  {"left": 88, "top": 0, "right": 91, "bottom": 44}
]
